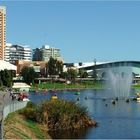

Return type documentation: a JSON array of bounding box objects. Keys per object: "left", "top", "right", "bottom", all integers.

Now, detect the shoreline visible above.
[{"left": 29, "top": 87, "right": 104, "bottom": 92}]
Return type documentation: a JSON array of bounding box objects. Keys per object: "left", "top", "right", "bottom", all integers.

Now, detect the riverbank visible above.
[
  {"left": 30, "top": 82, "right": 140, "bottom": 93},
  {"left": 132, "top": 84, "right": 140, "bottom": 88},
  {"left": 30, "top": 81, "right": 104, "bottom": 92},
  {"left": 4, "top": 99, "right": 97, "bottom": 139},
  {"left": 4, "top": 112, "right": 51, "bottom": 139}
]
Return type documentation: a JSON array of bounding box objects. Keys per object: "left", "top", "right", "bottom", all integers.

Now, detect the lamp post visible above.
[{"left": 93, "top": 58, "right": 97, "bottom": 84}]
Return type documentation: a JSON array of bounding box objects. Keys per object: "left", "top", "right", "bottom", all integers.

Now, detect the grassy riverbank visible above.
[
  {"left": 30, "top": 81, "right": 104, "bottom": 91},
  {"left": 30, "top": 82, "right": 140, "bottom": 93},
  {"left": 132, "top": 84, "right": 140, "bottom": 88},
  {"left": 4, "top": 112, "right": 51, "bottom": 139},
  {"left": 4, "top": 100, "right": 96, "bottom": 139}
]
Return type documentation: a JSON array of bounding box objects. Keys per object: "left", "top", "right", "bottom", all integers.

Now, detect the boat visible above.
[
  {"left": 137, "top": 97, "right": 140, "bottom": 102},
  {"left": 23, "top": 98, "right": 30, "bottom": 102},
  {"left": 75, "top": 91, "right": 80, "bottom": 95},
  {"left": 135, "top": 93, "right": 140, "bottom": 102},
  {"left": 136, "top": 93, "right": 140, "bottom": 97},
  {"left": 51, "top": 95, "right": 58, "bottom": 100}
]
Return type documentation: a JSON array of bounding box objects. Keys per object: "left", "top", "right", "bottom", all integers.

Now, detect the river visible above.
[{"left": 29, "top": 88, "right": 140, "bottom": 139}]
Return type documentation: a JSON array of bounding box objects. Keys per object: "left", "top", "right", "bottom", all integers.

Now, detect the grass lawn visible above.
[{"left": 30, "top": 81, "right": 103, "bottom": 91}]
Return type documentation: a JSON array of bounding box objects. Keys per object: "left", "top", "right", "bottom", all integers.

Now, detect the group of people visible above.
[{"left": 9, "top": 90, "right": 29, "bottom": 101}]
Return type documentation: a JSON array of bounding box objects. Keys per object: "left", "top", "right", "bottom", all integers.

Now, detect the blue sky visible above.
[{"left": 0, "top": 1, "right": 140, "bottom": 63}]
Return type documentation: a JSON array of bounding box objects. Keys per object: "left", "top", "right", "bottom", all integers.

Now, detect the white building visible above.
[
  {"left": 4, "top": 43, "right": 32, "bottom": 64},
  {"left": 33, "top": 44, "right": 63, "bottom": 61}
]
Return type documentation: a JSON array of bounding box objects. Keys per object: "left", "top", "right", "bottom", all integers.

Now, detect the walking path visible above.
[{"left": 0, "top": 91, "right": 11, "bottom": 139}]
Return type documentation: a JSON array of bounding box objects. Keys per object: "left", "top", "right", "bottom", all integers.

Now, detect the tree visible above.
[
  {"left": 59, "top": 71, "right": 68, "bottom": 79},
  {"left": 79, "top": 69, "right": 88, "bottom": 78},
  {"left": 67, "top": 68, "right": 77, "bottom": 83},
  {"left": 21, "top": 66, "right": 38, "bottom": 84},
  {"left": 82, "top": 71, "right": 88, "bottom": 78},
  {"left": 46, "top": 57, "right": 63, "bottom": 82},
  {"left": 0, "top": 69, "right": 13, "bottom": 87},
  {"left": 46, "top": 57, "right": 57, "bottom": 82},
  {"left": 56, "top": 60, "right": 63, "bottom": 75}
]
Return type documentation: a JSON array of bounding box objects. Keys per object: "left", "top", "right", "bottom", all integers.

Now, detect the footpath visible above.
[
  {"left": 0, "top": 91, "right": 11, "bottom": 139},
  {"left": 0, "top": 91, "right": 28, "bottom": 139}
]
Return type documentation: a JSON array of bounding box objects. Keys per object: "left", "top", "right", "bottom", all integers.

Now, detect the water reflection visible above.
[
  {"left": 48, "top": 127, "right": 91, "bottom": 139},
  {"left": 29, "top": 88, "right": 140, "bottom": 139}
]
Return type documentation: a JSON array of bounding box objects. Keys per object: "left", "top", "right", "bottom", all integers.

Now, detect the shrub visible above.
[
  {"left": 26, "top": 101, "right": 36, "bottom": 108},
  {"left": 19, "top": 101, "right": 37, "bottom": 121},
  {"left": 19, "top": 100, "right": 96, "bottom": 130}
]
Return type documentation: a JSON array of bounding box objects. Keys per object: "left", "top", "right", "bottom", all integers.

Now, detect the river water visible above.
[{"left": 29, "top": 88, "right": 140, "bottom": 139}]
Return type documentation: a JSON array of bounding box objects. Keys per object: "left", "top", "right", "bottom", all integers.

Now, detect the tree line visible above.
[{"left": 21, "top": 57, "right": 88, "bottom": 85}]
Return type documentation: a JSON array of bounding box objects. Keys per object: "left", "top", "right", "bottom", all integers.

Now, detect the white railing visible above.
[{"left": 3, "top": 101, "right": 28, "bottom": 119}]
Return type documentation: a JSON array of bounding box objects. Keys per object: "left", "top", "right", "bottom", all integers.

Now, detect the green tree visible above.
[
  {"left": 46, "top": 57, "right": 63, "bottom": 82},
  {"left": 67, "top": 68, "right": 77, "bottom": 83},
  {"left": 79, "top": 69, "right": 88, "bottom": 78},
  {"left": 82, "top": 71, "right": 88, "bottom": 78},
  {"left": 0, "top": 69, "right": 13, "bottom": 87},
  {"left": 56, "top": 60, "right": 63, "bottom": 75},
  {"left": 59, "top": 71, "right": 68, "bottom": 79},
  {"left": 46, "top": 57, "right": 57, "bottom": 82},
  {"left": 21, "top": 66, "right": 38, "bottom": 84}
]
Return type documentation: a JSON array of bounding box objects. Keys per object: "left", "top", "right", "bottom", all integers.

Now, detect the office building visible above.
[{"left": 0, "top": 6, "right": 6, "bottom": 60}]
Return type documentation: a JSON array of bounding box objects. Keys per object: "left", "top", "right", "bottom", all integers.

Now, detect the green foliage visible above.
[
  {"left": 26, "top": 119, "right": 45, "bottom": 139},
  {"left": 26, "top": 101, "right": 36, "bottom": 108},
  {"left": 46, "top": 57, "right": 63, "bottom": 82},
  {"left": 59, "top": 71, "right": 68, "bottom": 79},
  {"left": 67, "top": 68, "right": 77, "bottom": 83},
  {"left": 19, "top": 100, "right": 95, "bottom": 130},
  {"left": 79, "top": 69, "right": 88, "bottom": 78},
  {"left": 31, "top": 81, "right": 103, "bottom": 90},
  {"left": 132, "top": 84, "right": 140, "bottom": 88},
  {"left": 56, "top": 61, "right": 63, "bottom": 75},
  {"left": 21, "top": 66, "right": 38, "bottom": 84},
  {"left": 82, "top": 72, "right": 88, "bottom": 78},
  {"left": 0, "top": 69, "right": 13, "bottom": 87},
  {"left": 19, "top": 101, "right": 37, "bottom": 121},
  {"left": 47, "top": 57, "right": 57, "bottom": 76}
]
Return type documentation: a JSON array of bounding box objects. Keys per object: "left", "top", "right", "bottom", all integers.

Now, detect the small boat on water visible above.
[
  {"left": 136, "top": 93, "right": 140, "bottom": 97},
  {"left": 136, "top": 93, "right": 140, "bottom": 102},
  {"left": 75, "top": 90, "right": 80, "bottom": 95},
  {"left": 75, "top": 92, "right": 80, "bottom": 95},
  {"left": 51, "top": 95, "right": 58, "bottom": 100},
  {"left": 137, "top": 98, "right": 140, "bottom": 102},
  {"left": 23, "top": 98, "right": 30, "bottom": 102}
]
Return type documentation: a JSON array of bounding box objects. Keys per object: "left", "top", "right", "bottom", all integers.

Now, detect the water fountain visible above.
[{"left": 105, "top": 66, "right": 132, "bottom": 99}]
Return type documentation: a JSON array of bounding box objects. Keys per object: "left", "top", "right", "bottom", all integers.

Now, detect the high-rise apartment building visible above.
[
  {"left": 32, "top": 48, "right": 42, "bottom": 61},
  {"left": 0, "top": 6, "right": 6, "bottom": 60},
  {"left": 4, "top": 44, "right": 32, "bottom": 64},
  {"left": 33, "top": 45, "right": 63, "bottom": 61}
]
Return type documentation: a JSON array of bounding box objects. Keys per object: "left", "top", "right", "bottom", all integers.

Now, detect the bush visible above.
[
  {"left": 19, "top": 100, "right": 96, "bottom": 130},
  {"left": 26, "top": 101, "right": 36, "bottom": 108},
  {"left": 19, "top": 101, "right": 37, "bottom": 121}
]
